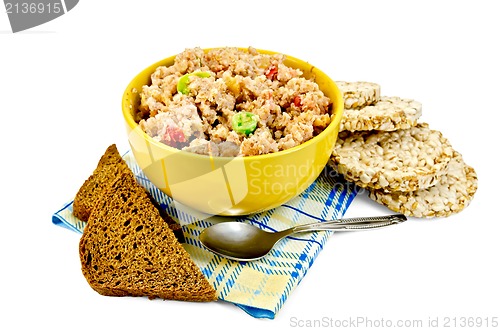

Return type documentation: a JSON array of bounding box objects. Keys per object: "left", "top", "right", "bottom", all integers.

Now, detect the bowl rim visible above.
[{"left": 121, "top": 47, "right": 344, "bottom": 161}]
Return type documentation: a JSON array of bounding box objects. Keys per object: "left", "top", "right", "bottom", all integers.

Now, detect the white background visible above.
[{"left": 1, "top": 0, "right": 498, "bottom": 330}]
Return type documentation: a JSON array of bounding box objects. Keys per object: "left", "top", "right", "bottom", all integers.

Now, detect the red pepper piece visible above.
[
  {"left": 265, "top": 66, "right": 278, "bottom": 80},
  {"left": 293, "top": 95, "right": 302, "bottom": 108},
  {"left": 163, "top": 126, "right": 186, "bottom": 147}
]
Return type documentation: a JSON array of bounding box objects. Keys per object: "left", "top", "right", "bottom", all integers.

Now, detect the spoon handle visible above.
[{"left": 286, "top": 214, "right": 407, "bottom": 234}]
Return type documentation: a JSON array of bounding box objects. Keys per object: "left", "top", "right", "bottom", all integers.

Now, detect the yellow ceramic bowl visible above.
[{"left": 122, "top": 48, "right": 344, "bottom": 216}]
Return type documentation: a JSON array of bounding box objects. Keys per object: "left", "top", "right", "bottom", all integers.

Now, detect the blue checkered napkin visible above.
[{"left": 52, "top": 152, "right": 357, "bottom": 319}]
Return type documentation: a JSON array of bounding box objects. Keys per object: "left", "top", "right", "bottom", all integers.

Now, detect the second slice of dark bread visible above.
[
  {"left": 72, "top": 144, "right": 129, "bottom": 222},
  {"left": 72, "top": 144, "right": 181, "bottom": 235}
]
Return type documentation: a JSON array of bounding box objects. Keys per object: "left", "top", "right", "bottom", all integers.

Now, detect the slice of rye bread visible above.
[
  {"left": 79, "top": 171, "right": 217, "bottom": 302},
  {"left": 340, "top": 96, "right": 422, "bottom": 132},
  {"left": 331, "top": 123, "right": 454, "bottom": 192},
  {"left": 72, "top": 144, "right": 181, "bottom": 233},
  {"left": 368, "top": 151, "right": 478, "bottom": 217}
]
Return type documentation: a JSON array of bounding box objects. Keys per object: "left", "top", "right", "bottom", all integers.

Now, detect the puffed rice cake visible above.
[
  {"left": 331, "top": 123, "right": 454, "bottom": 192},
  {"left": 368, "top": 151, "right": 477, "bottom": 217},
  {"left": 340, "top": 96, "right": 422, "bottom": 132},
  {"left": 336, "top": 81, "right": 380, "bottom": 109}
]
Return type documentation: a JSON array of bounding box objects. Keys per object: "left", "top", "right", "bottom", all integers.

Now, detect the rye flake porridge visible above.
[{"left": 136, "top": 47, "right": 332, "bottom": 157}]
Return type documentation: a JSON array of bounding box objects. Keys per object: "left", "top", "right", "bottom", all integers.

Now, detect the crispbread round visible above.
[
  {"left": 340, "top": 96, "right": 422, "bottom": 132},
  {"left": 331, "top": 123, "right": 454, "bottom": 192},
  {"left": 336, "top": 81, "right": 380, "bottom": 109},
  {"left": 368, "top": 151, "right": 478, "bottom": 217}
]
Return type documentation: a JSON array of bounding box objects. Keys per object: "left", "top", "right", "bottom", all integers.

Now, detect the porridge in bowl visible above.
[{"left": 136, "top": 47, "right": 332, "bottom": 157}]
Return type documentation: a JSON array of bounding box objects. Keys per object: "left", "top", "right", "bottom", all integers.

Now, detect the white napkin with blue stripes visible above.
[{"left": 52, "top": 151, "right": 357, "bottom": 319}]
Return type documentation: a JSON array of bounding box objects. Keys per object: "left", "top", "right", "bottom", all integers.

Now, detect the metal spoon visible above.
[{"left": 199, "top": 214, "right": 407, "bottom": 261}]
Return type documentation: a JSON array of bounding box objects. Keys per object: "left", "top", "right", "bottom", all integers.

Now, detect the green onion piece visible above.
[
  {"left": 232, "top": 112, "right": 259, "bottom": 135},
  {"left": 177, "top": 72, "right": 211, "bottom": 95},
  {"left": 192, "top": 72, "right": 211, "bottom": 78}
]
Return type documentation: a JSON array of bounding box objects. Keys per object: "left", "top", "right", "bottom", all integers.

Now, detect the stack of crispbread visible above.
[{"left": 331, "top": 81, "right": 477, "bottom": 218}]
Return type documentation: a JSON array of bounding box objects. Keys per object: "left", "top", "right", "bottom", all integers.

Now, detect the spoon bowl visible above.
[
  {"left": 199, "top": 214, "right": 407, "bottom": 261},
  {"left": 199, "top": 222, "right": 284, "bottom": 261}
]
